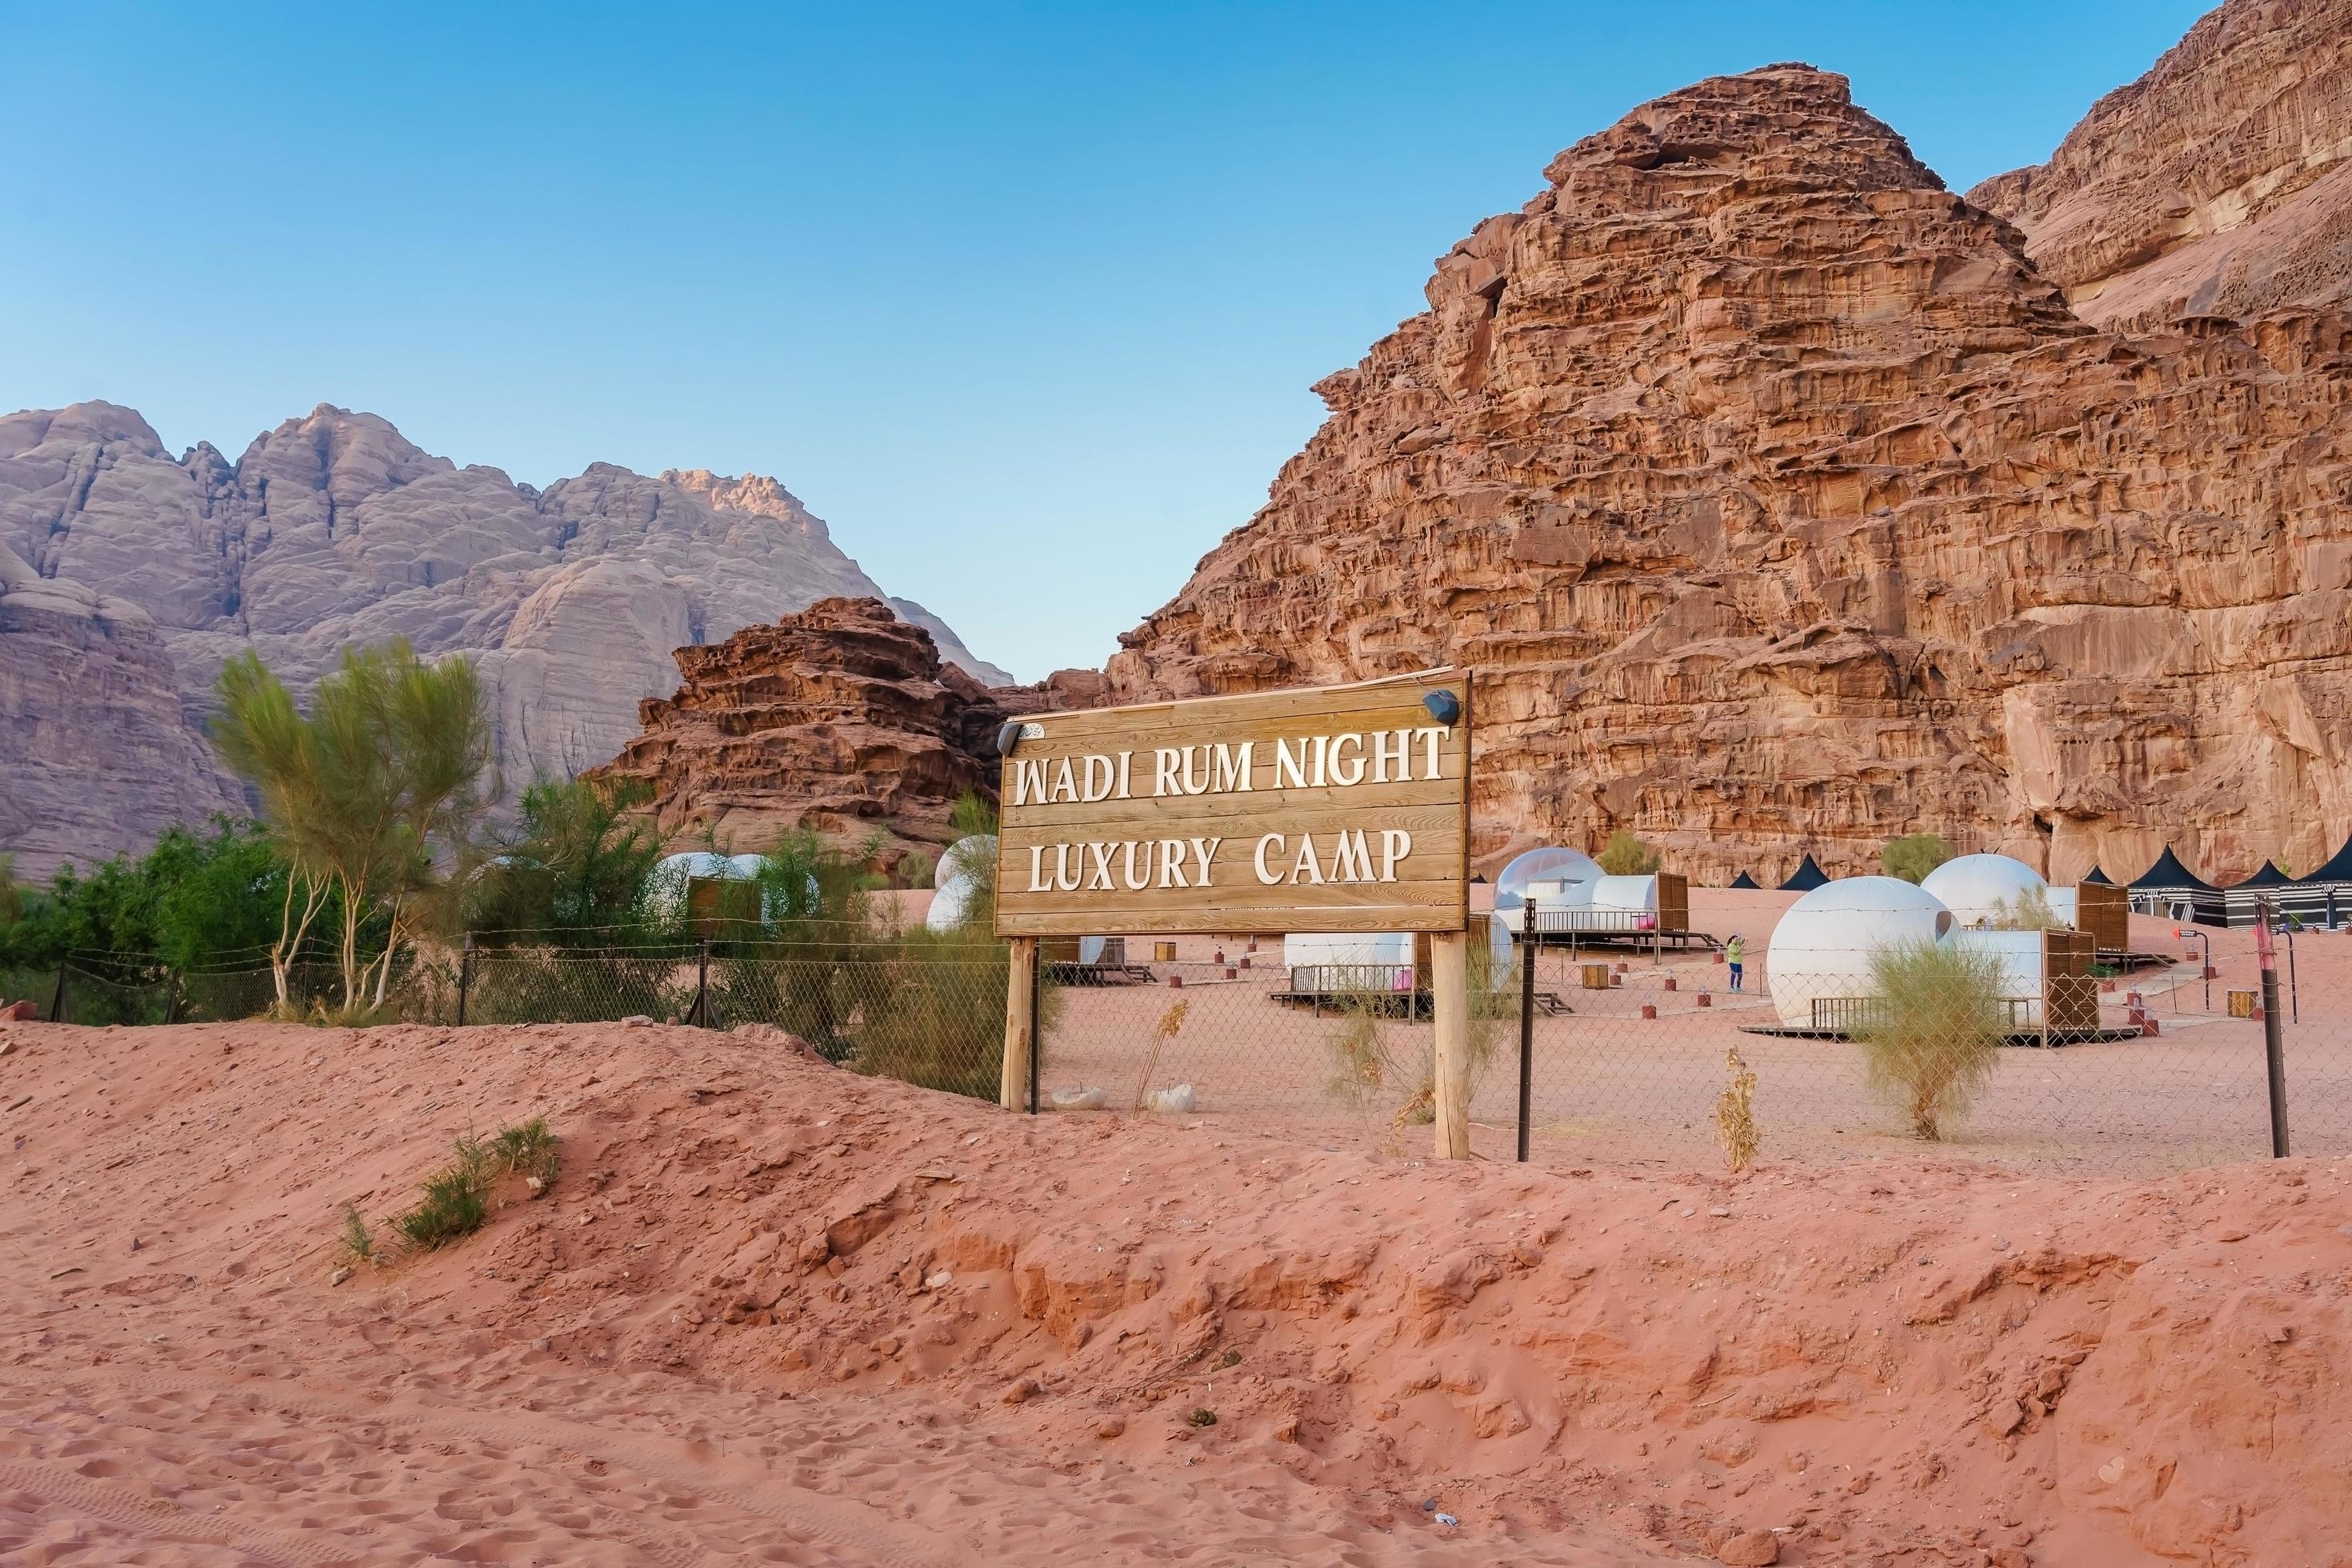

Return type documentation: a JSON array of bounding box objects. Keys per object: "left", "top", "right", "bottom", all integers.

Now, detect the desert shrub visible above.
[
  {"left": 490, "top": 1117, "right": 560, "bottom": 1186},
  {"left": 340, "top": 1203, "right": 375, "bottom": 1264},
  {"left": 1597, "top": 830, "right": 1662, "bottom": 875},
  {"left": 466, "top": 778, "right": 663, "bottom": 945},
  {"left": 1322, "top": 991, "right": 1394, "bottom": 1112},
  {"left": 1322, "top": 941, "right": 1513, "bottom": 1128},
  {"left": 1986, "top": 886, "right": 2062, "bottom": 930},
  {"left": 1715, "top": 1046, "right": 1760, "bottom": 1172},
  {"left": 466, "top": 949, "right": 689, "bottom": 1025},
  {"left": 394, "top": 1138, "right": 493, "bottom": 1250},
  {"left": 896, "top": 850, "right": 936, "bottom": 890},
  {"left": 844, "top": 922, "right": 1015, "bottom": 1098},
  {"left": 390, "top": 1119, "right": 556, "bottom": 1251},
  {"left": 1881, "top": 834, "right": 1954, "bottom": 885},
  {"left": 1850, "top": 938, "right": 2006, "bottom": 1140}
]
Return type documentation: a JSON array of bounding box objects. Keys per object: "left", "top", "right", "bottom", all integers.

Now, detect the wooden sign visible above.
[{"left": 994, "top": 670, "right": 1470, "bottom": 938}]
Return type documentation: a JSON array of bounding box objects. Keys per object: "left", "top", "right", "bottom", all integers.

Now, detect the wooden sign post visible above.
[{"left": 994, "top": 669, "right": 1474, "bottom": 1157}]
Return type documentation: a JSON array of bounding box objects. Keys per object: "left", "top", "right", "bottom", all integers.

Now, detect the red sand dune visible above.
[{"left": 0, "top": 1016, "right": 2345, "bottom": 1564}]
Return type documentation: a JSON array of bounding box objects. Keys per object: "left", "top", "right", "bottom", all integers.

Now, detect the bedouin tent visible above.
[
  {"left": 2128, "top": 846, "right": 2226, "bottom": 927},
  {"left": 1778, "top": 854, "right": 1830, "bottom": 892},
  {"left": 2082, "top": 866, "right": 2112, "bottom": 885},
  {"left": 1728, "top": 870, "right": 1760, "bottom": 890},
  {"left": 2231, "top": 860, "right": 2296, "bottom": 888},
  {"left": 2126, "top": 846, "right": 2218, "bottom": 891},
  {"left": 2290, "top": 835, "right": 2352, "bottom": 884},
  {"left": 2287, "top": 835, "right": 2352, "bottom": 928}
]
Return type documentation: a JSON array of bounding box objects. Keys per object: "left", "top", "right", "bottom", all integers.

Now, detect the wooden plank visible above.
[
  {"left": 1000, "top": 937, "right": 1036, "bottom": 1110},
  {"left": 1001, "top": 669, "right": 1460, "bottom": 742},
  {"left": 1430, "top": 931, "right": 1470, "bottom": 1160},
  {"left": 994, "top": 673, "right": 1470, "bottom": 938}
]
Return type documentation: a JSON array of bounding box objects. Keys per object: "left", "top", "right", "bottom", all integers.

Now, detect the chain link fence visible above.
[
  {"left": 13, "top": 908, "right": 2348, "bottom": 1174},
  {"left": 1029, "top": 918, "right": 2352, "bottom": 1175}
]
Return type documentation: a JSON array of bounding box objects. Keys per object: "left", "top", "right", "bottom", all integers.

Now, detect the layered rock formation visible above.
[
  {"left": 0, "top": 544, "right": 244, "bottom": 880},
  {"left": 1970, "top": 0, "right": 2352, "bottom": 330},
  {"left": 587, "top": 596, "right": 1010, "bottom": 861},
  {"left": 0, "top": 402, "right": 1006, "bottom": 871},
  {"left": 1107, "top": 61, "right": 2352, "bottom": 885}
]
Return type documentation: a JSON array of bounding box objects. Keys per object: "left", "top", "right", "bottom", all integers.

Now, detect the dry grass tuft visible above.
[
  {"left": 1714, "top": 1046, "right": 1760, "bottom": 1173},
  {"left": 1131, "top": 999, "right": 1189, "bottom": 1114}
]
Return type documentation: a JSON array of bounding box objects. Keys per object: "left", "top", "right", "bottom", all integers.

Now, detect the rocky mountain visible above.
[
  {"left": 0, "top": 402, "right": 1006, "bottom": 876},
  {"left": 586, "top": 596, "right": 1016, "bottom": 869},
  {"left": 1106, "top": 54, "right": 2352, "bottom": 886},
  {"left": 0, "top": 543, "right": 245, "bottom": 882},
  {"left": 1970, "top": 0, "right": 2352, "bottom": 330}
]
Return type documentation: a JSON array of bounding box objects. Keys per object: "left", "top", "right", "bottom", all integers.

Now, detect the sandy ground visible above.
[
  {"left": 2, "top": 1016, "right": 2347, "bottom": 1565},
  {"left": 1038, "top": 898, "right": 2352, "bottom": 1174}
]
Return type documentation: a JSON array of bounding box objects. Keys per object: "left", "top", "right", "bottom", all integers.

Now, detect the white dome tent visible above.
[
  {"left": 1492, "top": 847, "right": 1602, "bottom": 913},
  {"left": 646, "top": 852, "right": 764, "bottom": 925},
  {"left": 1921, "top": 854, "right": 2050, "bottom": 929},
  {"left": 1766, "top": 877, "right": 1956, "bottom": 1029},
  {"left": 925, "top": 834, "right": 999, "bottom": 932}
]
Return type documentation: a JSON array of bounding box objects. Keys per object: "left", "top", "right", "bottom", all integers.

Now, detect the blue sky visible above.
[{"left": 2, "top": 1, "right": 2211, "bottom": 680}]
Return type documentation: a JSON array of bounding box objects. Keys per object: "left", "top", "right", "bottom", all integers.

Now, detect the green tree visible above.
[
  {"left": 213, "top": 639, "right": 494, "bottom": 1013},
  {"left": 1881, "top": 833, "right": 1954, "bottom": 885},
  {"left": 466, "top": 778, "right": 663, "bottom": 944},
  {"left": 1850, "top": 938, "right": 2006, "bottom": 1140},
  {"left": 1597, "top": 830, "right": 1662, "bottom": 875}
]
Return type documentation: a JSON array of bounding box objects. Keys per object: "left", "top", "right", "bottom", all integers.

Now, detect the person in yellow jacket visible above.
[{"left": 1725, "top": 934, "right": 1746, "bottom": 992}]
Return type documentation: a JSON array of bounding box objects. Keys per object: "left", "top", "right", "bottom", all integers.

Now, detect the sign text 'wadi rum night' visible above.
[{"left": 994, "top": 671, "right": 1470, "bottom": 937}]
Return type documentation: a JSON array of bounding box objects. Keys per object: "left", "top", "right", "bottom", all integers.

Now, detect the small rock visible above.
[
  {"left": 1002, "top": 1378, "right": 1041, "bottom": 1406},
  {"left": 2267, "top": 1325, "right": 2294, "bottom": 1345},
  {"left": 621, "top": 1015, "right": 654, "bottom": 1027},
  {"left": 329, "top": 1266, "right": 353, "bottom": 1286},
  {"left": 1709, "top": 1206, "right": 1732, "bottom": 1218},
  {"left": 1715, "top": 1530, "right": 1780, "bottom": 1566},
  {"left": 2216, "top": 1228, "right": 2248, "bottom": 1242},
  {"left": 1094, "top": 1415, "right": 1126, "bottom": 1439},
  {"left": 1272, "top": 1414, "right": 1300, "bottom": 1442},
  {"left": 578, "top": 1213, "right": 598, "bottom": 1227},
  {"left": 924, "top": 1270, "right": 954, "bottom": 1290},
  {"left": 531, "top": 1338, "right": 553, "bottom": 1352},
  {"left": 526, "top": 1176, "right": 546, "bottom": 1198},
  {"left": 1434, "top": 1511, "right": 1459, "bottom": 1527}
]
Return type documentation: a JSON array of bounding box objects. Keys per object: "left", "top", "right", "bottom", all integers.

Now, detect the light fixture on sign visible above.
[
  {"left": 1421, "top": 690, "right": 1461, "bottom": 727},
  {"left": 996, "top": 720, "right": 1045, "bottom": 757}
]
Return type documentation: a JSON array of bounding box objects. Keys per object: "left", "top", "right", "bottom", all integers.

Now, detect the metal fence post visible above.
[
  {"left": 2258, "top": 898, "right": 2290, "bottom": 1158},
  {"left": 456, "top": 933, "right": 474, "bottom": 1026},
  {"left": 47, "top": 960, "right": 67, "bottom": 1024},
  {"left": 1518, "top": 898, "right": 1535, "bottom": 1162},
  {"left": 695, "top": 938, "right": 710, "bottom": 1028},
  {"left": 1029, "top": 952, "right": 1043, "bottom": 1114}
]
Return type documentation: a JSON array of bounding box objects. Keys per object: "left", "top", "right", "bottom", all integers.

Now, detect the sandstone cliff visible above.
[
  {"left": 0, "top": 544, "right": 245, "bottom": 881},
  {"left": 586, "top": 596, "right": 1012, "bottom": 865},
  {"left": 1970, "top": 0, "right": 2352, "bottom": 330},
  {"left": 0, "top": 402, "right": 1006, "bottom": 871},
  {"left": 1107, "top": 62, "right": 2352, "bottom": 885}
]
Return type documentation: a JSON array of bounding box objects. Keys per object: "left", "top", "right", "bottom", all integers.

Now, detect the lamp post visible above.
[
  {"left": 2174, "top": 925, "right": 2212, "bottom": 1012},
  {"left": 2273, "top": 910, "right": 2299, "bottom": 1023}
]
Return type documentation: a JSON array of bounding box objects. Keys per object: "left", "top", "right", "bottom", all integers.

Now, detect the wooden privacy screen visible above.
[{"left": 994, "top": 670, "right": 1471, "bottom": 938}]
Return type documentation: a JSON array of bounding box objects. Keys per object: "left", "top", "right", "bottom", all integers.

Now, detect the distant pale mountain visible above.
[{"left": 0, "top": 401, "right": 1008, "bottom": 878}]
